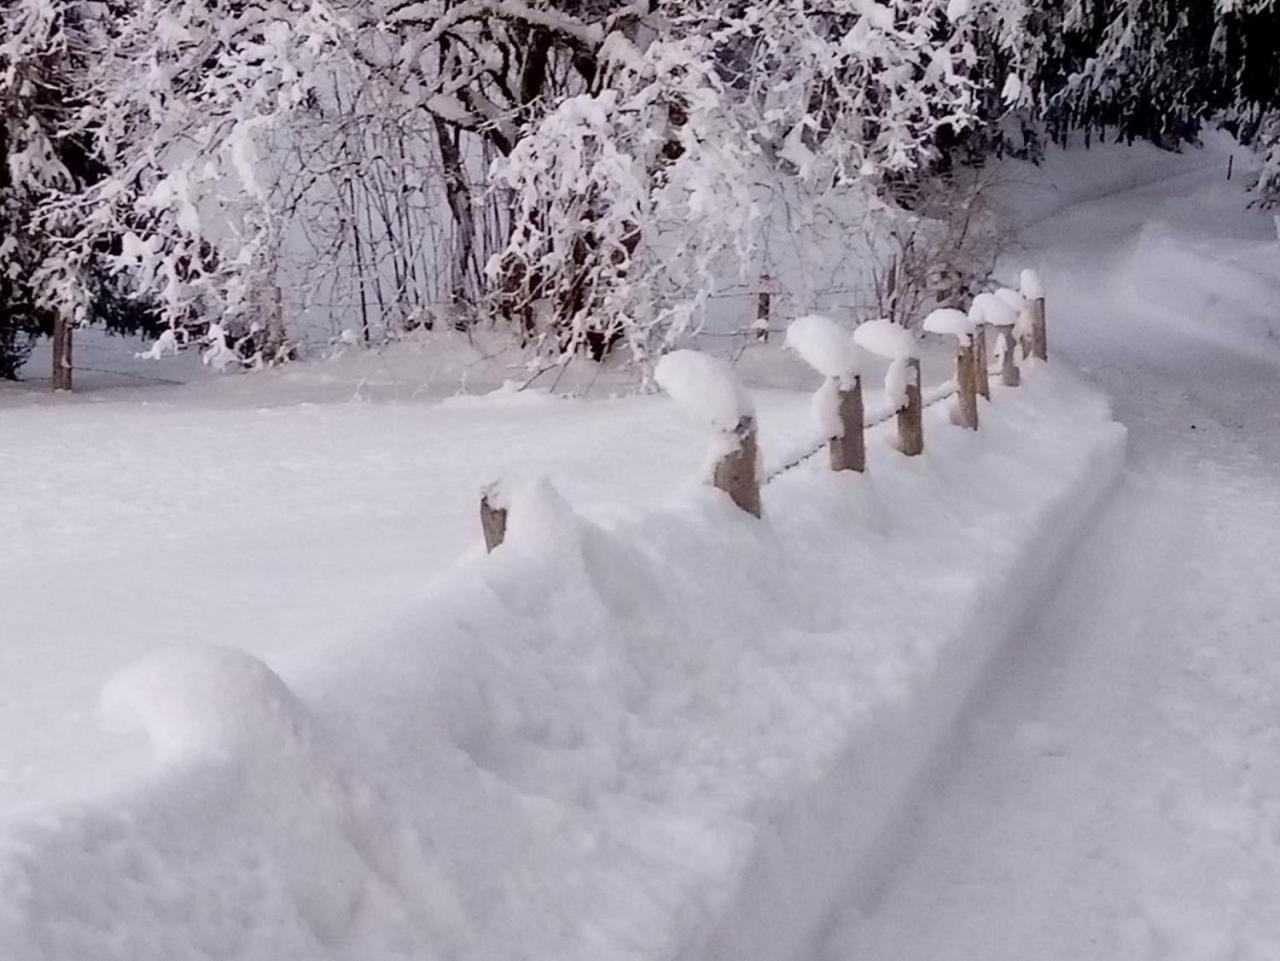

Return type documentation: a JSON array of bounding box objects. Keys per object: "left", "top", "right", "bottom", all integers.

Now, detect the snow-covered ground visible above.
[
  {"left": 814, "top": 139, "right": 1280, "bottom": 959},
  {"left": 1, "top": 323, "right": 964, "bottom": 815},
  {"left": 2, "top": 131, "right": 1276, "bottom": 961}
]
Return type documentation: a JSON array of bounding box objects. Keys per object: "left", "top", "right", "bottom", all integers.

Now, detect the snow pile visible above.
[{"left": 0, "top": 367, "right": 1125, "bottom": 961}]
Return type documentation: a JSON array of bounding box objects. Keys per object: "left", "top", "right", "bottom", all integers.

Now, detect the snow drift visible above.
[{"left": 0, "top": 366, "right": 1125, "bottom": 961}]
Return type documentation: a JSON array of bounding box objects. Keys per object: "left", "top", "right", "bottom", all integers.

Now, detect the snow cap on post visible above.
[
  {"left": 923, "top": 307, "right": 976, "bottom": 346},
  {"left": 994, "top": 287, "right": 1027, "bottom": 315},
  {"left": 654, "top": 349, "right": 754, "bottom": 433},
  {"left": 785, "top": 315, "right": 862, "bottom": 384},
  {"left": 1020, "top": 268, "right": 1045, "bottom": 300},
  {"left": 852, "top": 319, "right": 917, "bottom": 361},
  {"left": 970, "top": 292, "right": 1017, "bottom": 330}
]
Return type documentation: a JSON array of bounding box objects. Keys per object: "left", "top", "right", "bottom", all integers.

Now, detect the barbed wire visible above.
[{"left": 763, "top": 366, "right": 1000, "bottom": 485}]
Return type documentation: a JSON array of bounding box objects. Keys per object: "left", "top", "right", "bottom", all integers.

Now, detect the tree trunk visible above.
[{"left": 51, "top": 316, "right": 72, "bottom": 391}]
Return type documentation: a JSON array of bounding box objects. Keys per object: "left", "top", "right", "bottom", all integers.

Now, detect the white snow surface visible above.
[
  {"left": 0, "top": 361, "right": 1123, "bottom": 959},
  {"left": 813, "top": 134, "right": 1280, "bottom": 961}
]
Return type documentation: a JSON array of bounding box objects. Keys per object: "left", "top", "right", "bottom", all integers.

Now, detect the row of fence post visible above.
[{"left": 481, "top": 278, "right": 1048, "bottom": 548}]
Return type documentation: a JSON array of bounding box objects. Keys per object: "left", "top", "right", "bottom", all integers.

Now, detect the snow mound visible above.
[
  {"left": 785, "top": 315, "right": 861, "bottom": 382},
  {"left": 655, "top": 349, "right": 754, "bottom": 431},
  {"left": 0, "top": 367, "right": 1126, "bottom": 961},
  {"left": 100, "top": 646, "right": 313, "bottom": 765},
  {"left": 853, "top": 319, "right": 917, "bottom": 360}
]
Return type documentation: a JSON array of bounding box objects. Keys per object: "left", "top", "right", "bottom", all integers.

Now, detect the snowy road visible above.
[{"left": 817, "top": 159, "right": 1280, "bottom": 957}]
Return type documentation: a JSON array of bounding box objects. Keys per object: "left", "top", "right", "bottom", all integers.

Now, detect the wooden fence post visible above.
[
  {"left": 753, "top": 282, "right": 772, "bottom": 343},
  {"left": 713, "top": 417, "right": 762, "bottom": 517},
  {"left": 898, "top": 358, "right": 924, "bottom": 456},
  {"left": 1029, "top": 296, "right": 1048, "bottom": 362},
  {"left": 830, "top": 376, "right": 866, "bottom": 472},
  {"left": 996, "top": 324, "right": 1021, "bottom": 387},
  {"left": 480, "top": 486, "right": 508, "bottom": 552},
  {"left": 955, "top": 342, "right": 979, "bottom": 431},
  {"left": 973, "top": 323, "right": 990, "bottom": 400}
]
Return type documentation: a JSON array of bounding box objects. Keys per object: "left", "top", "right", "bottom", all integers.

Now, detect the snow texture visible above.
[
  {"left": 971, "top": 292, "right": 1018, "bottom": 329},
  {"left": 1020, "top": 267, "right": 1046, "bottom": 300},
  {"left": 0, "top": 366, "right": 1124, "bottom": 961},
  {"left": 853, "top": 319, "right": 918, "bottom": 360},
  {"left": 655, "top": 349, "right": 754, "bottom": 432},
  {"left": 923, "top": 308, "right": 975, "bottom": 345},
  {"left": 785, "top": 315, "right": 861, "bottom": 383}
]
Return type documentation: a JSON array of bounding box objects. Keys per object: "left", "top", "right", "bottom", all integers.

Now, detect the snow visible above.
[
  {"left": 785, "top": 315, "right": 861, "bottom": 383},
  {"left": 811, "top": 376, "right": 844, "bottom": 439},
  {"left": 852, "top": 319, "right": 917, "bottom": 360},
  {"left": 1020, "top": 267, "right": 1045, "bottom": 300},
  {"left": 0, "top": 338, "right": 1124, "bottom": 961},
  {"left": 9, "top": 127, "right": 1280, "bottom": 961},
  {"left": 970, "top": 291, "right": 1018, "bottom": 329},
  {"left": 883, "top": 357, "right": 911, "bottom": 410},
  {"left": 922, "top": 307, "right": 974, "bottom": 344},
  {"left": 993, "top": 286, "right": 1026, "bottom": 315},
  {"left": 654, "top": 349, "right": 754, "bottom": 432},
  {"left": 811, "top": 132, "right": 1280, "bottom": 961}
]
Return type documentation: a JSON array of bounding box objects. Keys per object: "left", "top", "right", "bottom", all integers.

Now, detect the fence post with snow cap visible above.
[
  {"left": 480, "top": 482, "right": 509, "bottom": 552},
  {"left": 655, "top": 350, "right": 762, "bottom": 517},
  {"left": 786, "top": 316, "right": 866, "bottom": 473},
  {"left": 1021, "top": 269, "right": 1048, "bottom": 362},
  {"left": 975, "top": 291, "right": 1022, "bottom": 389},
  {"left": 973, "top": 323, "right": 991, "bottom": 400},
  {"left": 925, "top": 309, "right": 979, "bottom": 431},
  {"left": 854, "top": 320, "right": 923, "bottom": 456}
]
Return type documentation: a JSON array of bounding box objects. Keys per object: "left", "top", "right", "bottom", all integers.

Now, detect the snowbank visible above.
[{"left": 0, "top": 366, "right": 1125, "bottom": 961}]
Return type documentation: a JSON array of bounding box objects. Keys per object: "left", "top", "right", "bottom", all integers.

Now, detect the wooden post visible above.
[
  {"left": 898, "top": 358, "right": 924, "bottom": 456},
  {"left": 1029, "top": 297, "right": 1048, "bottom": 362},
  {"left": 51, "top": 316, "right": 73, "bottom": 392},
  {"left": 996, "top": 324, "right": 1021, "bottom": 387},
  {"left": 480, "top": 489, "right": 508, "bottom": 552},
  {"left": 973, "top": 323, "right": 990, "bottom": 400},
  {"left": 955, "top": 341, "right": 979, "bottom": 430},
  {"left": 713, "top": 417, "right": 762, "bottom": 517},
  {"left": 754, "top": 288, "right": 771, "bottom": 343},
  {"left": 829, "top": 376, "right": 866, "bottom": 473}
]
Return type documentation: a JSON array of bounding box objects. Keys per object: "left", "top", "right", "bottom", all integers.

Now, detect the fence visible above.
[{"left": 481, "top": 275, "right": 1049, "bottom": 548}]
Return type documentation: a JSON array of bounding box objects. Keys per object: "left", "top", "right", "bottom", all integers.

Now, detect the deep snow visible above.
[
  {"left": 814, "top": 138, "right": 1280, "bottom": 960},
  {"left": 1, "top": 130, "right": 1273, "bottom": 961}
]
